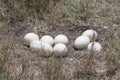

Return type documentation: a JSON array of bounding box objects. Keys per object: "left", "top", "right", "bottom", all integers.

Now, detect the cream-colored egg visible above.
[
  {"left": 41, "top": 42, "right": 53, "bottom": 52},
  {"left": 40, "top": 42, "right": 53, "bottom": 57},
  {"left": 30, "top": 40, "right": 42, "bottom": 51},
  {"left": 53, "top": 43, "right": 68, "bottom": 53},
  {"left": 24, "top": 33, "right": 39, "bottom": 43},
  {"left": 30, "top": 41, "right": 53, "bottom": 57},
  {"left": 53, "top": 43, "right": 68, "bottom": 57},
  {"left": 87, "top": 42, "right": 102, "bottom": 52},
  {"left": 40, "top": 35, "right": 54, "bottom": 45},
  {"left": 74, "top": 36, "right": 90, "bottom": 49},
  {"left": 30, "top": 41, "right": 53, "bottom": 52},
  {"left": 82, "top": 29, "right": 98, "bottom": 41},
  {"left": 54, "top": 34, "right": 69, "bottom": 45}
]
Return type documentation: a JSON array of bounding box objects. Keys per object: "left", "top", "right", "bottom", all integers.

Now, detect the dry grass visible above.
[
  {"left": 43, "top": 57, "right": 71, "bottom": 80},
  {"left": 0, "top": 0, "right": 120, "bottom": 80}
]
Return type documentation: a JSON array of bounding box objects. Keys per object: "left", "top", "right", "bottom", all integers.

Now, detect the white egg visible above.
[
  {"left": 30, "top": 41, "right": 53, "bottom": 52},
  {"left": 24, "top": 33, "right": 39, "bottom": 43},
  {"left": 74, "top": 36, "right": 90, "bottom": 49},
  {"left": 41, "top": 42, "right": 53, "bottom": 52},
  {"left": 82, "top": 29, "right": 98, "bottom": 41},
  {"left": 87, "top": 42, "right": 102, "bottom": 52},
  {"left": 54, "top": 34, "right": 69, "bottom": 45},
  {"left": 30, "top": 40, "right": 42, "bottom": 51},
  {"left": 53, "top": 43, "right": 68, "bottom": 53},
  {"left": 53, "top": 43, "right": 68, "bottom": 57},
  {"left": 40, "top": 35, "right": 54, "bottom": 45}
]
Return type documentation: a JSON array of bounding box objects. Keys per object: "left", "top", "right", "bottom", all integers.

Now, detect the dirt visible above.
[
  {"left": 0, "top": 0, "right": 120, "bottom": 78},
  {"left": 1, "top": 19, "right": 119, "bottom": 80}
]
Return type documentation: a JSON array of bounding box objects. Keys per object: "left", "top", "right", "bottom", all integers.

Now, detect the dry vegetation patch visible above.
[{"left": 0, "top": 0, "right": 120, "bottom": 80}]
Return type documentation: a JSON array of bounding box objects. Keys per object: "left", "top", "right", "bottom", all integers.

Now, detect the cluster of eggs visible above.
[
  {"left": 24, "top": 33, "right": 68, "bottom": 57},
  {"left": 24, "top": 29, "right": 102, "bottom": 57},
  {"left": 74, "top": 29, "right": 102, "bottom": 52}
]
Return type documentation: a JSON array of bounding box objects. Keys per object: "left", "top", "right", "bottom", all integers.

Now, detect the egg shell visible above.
[
  {"left": 87, "top": 42, "right": 102, "bottom": 52},
  {"left": 30, "top": 40, "right": 42, "bottom": 51},
  {"left": 53, "top": 43, "right": 68, "bottom": 57},
  {"left": 82, "top": 29, "right": 98, "bottom": 41},
  {"left": 54, "top": 34, "right": 69, "bottom": 45},
  {"left": 41, "top": 42, "right": 53, "bottom": 52},
  {"left": 74, "top": 36, "right": 90, "bottom": 49},
  {"left": 24, "top": 33, "right": 39, "bottom": 43},
  {"left": 40, "top": 35, "right": 54, "bottom": 45},
  {"left": 40, "top": 42, "right": 53, "bottom": 57}
]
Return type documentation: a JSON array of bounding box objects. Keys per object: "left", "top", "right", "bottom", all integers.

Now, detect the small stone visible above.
[
  {"left": 103, "top": 26, "right": 108, "bottom": 29},
  {"left": 113, "top": 24, "right": 119, "bottom": 27}
]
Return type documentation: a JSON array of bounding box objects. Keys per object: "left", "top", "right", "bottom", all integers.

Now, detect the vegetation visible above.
[{"left": 0, "top": 0, "right": 120, "bottom": 80}]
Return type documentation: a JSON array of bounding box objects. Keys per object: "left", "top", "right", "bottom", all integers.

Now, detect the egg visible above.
[
  {"left": 30, "top": 41, "right": 53, "bottom": 57},
  {"left": 24, "top": 33, "right": 39, "bottom": 43},
  {"left": 87, "top": 42, "right": 102, "bottom": 52},
  {"left": 54, "top": 34, "right": 69, "bottom": 45},
  {"left": 41, "top": 42, "right": 53, "bottom": 52},
  {"left": 30, "top": 40, "right": 42, "bottom": 51},
  {"left": 40, "top": 42, "right": 53, "bottom": 57},
  {"left": 74, "top": 36, "right": 90, "bottom": 49},
  {"left": 82, "top": 29, "right": 98, "bottom": 41},
  {"left": 53, "top": 43, "right": 68, "bottom": 57},
  {"left": 40, "top": 35, "right": 54, "bottom": 45}
]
